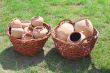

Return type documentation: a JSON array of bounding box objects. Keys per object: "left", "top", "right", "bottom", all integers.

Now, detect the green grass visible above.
[{"left": 0, "top": 0, "right": 110, "bottom": 73}]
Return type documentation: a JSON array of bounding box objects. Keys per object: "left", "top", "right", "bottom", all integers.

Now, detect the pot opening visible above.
[
  {"left": 9, "top": 27, "right": 11, "bottom": 35},
  {"left": 70, "top": 32, "right": 81, "bottom": 42}
]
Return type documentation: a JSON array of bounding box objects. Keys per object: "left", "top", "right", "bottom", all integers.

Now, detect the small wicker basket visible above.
[
  {"left": 6, "top": 22, "right": 51, "bottom": 56},
  {"left": 51, "top": 19, "right": 99, "bottom": 60}
]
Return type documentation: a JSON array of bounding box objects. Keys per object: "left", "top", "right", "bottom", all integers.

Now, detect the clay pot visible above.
[
  {"left": 10, "top": 19, "right": 22, "bottom": 28},
  {"left": 74, "top": 19, "right": 93, "bottom": 37},
  {"left": 28, "top": 25, "right": 34, "bottom": 31},
  {"left": 67, "top": 32, "right": 85, "bottom": 44},
  {"left": 22, "top": 33, "right": 33, "bottom": 40},
  {"left": 56, "top": 22, "right": 74, "bottom": 41},
  {"left": 11, "top": 28, "right": 24, "bottom": 39},
  {"left": 40, "top": 27, "right": 48, "bottom": 35},
  {"left": 21, "top": 22, "right": 31, "bottom": 28},
  {"left": 31, "top": 16, "right": 44, "bottom": 27},
  {"left": 24, "top": 27, "right": 32, "bottom": 34},
  {"left": 56, "top": 31, "right": 68, "bottom": 41},
  {"left": 33, "top": 26, "right": 48, "bottom": 39}
]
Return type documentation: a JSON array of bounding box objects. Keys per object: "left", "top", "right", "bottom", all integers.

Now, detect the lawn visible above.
[{"left": 0, "top": 0, "right": 110, "bottom": 73}]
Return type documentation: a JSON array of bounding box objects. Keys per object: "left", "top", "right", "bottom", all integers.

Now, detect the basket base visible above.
[
  {"left": 14, "top": 48, "right": 43, "bottom": 56},
  {"left": 62, "top": 53, "right": 91, "bottom": 60}
]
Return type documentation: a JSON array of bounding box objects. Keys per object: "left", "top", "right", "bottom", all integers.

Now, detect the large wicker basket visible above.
[
  {"left": 6, "top": 22, "right": 51, "bottom": 56},
  {"left": 51, "top": 19, "right": 99, "bottom": 60}
]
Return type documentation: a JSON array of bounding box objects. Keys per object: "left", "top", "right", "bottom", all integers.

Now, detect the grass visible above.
[{"left": 0, "top": 0, "right": 110, "bottom": 73}]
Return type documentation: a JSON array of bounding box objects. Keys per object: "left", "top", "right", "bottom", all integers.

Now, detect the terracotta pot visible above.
[
  {"left": 10, "top": 19, "right": 22, "bottom": 28},
  {"left": 21, "top": 22, "right": 31, "bottom": 28},
  {"left": 56, "top": 22, "right": 74, "bottom": 41},
  {"left": 56, "top": 31, "right": 68, "bottom": 41},
  {"left": 11, "top": 28, "right": 24, "bottom": 39},
  {"left": 40, "top": 27, "right": 48, "bottom": 35},
  {"left": 22, "top": 33, "right": 33, "bottom": 40},
  {"left": 31, "top": 16, "right": 44, "bottom": 27},
  {"left": 33, "top": 26, "right": 48, "bottom": 39},
  {"left": 67, "top": 32, "right": 85, "bottom": 44},
  {"left": 74, "top": 19, "right": 93, "bottom": 37},
  {"left": 24, "top": 27, "right": 32, "bottom": 33},
  {"left": 28, "top": 25, "right": 34, "bottom": 31}
]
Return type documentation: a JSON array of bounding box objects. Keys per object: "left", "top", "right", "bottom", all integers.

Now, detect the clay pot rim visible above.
[
  {"left": 31, "top": 16, "right": 41, "bottom": 20},
  {"left": 68, "top": 32, "right": 82, "bottom": 43}
]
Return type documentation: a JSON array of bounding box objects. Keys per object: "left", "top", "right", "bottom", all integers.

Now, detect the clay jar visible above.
[
  {"left": 10, "top": 19, "right": 24, "bottom": 39},
  {"left": 74, "top": 19, "right": 93, "bottom": 38},
  {"left": 10, "top": 19, "right": 22, "bottom": 28},
  {"left": 11, "top": 28, "right": 24, "bottom": 39},
  {"left": 33, "top": 26, "right": 48, "bottom": 39},
  {"left": 31, "top": 16, "right": 44, "bottom": 27},
  {"left": 24, "top": 27, "right": 32, "bottom": 34},
  {"left": 21, "top": 22, "right": 31, "bottom": 28},
  {"left": 22, "top": 33, "right": 33, "bottom": 40},
  {"left": 56, "top": 22, "right": 74, "bottom": 41},
  {"left": 68, "top": 32, "right": 85, "bottom": 44}
]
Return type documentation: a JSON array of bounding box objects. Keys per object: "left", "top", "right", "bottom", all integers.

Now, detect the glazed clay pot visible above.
[
  {"left": 67, "top": 32, "right": 85, "bottom": 44},
  {"left": 10, "top": 19, "right": 22, "bottom": 28},
  {"left": 11, "top": 28, "right": 24, "bottom": 39},
  {"left": 33, "top": 26, "right": 48, "bottom": 39},
  {"left": 31, "top": 16, "right": 44, "bottom": 27},
  {"left": 56, "top": 22, "right": 74, "bottom": 41},
  {"left": 74, "top": 19, "right": 93, "bottom": 37}
]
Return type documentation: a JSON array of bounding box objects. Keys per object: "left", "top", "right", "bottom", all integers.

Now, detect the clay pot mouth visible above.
[
  {"left": 9, "top": 27, "right": 11, "bottom": 35},
  {"left": 70, "top": 32, "right": 81, "bottom": 42}
]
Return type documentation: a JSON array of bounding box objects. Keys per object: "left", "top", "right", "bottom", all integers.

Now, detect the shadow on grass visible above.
[
  {"left": 0, "top": 46, "right": 44, "bottom": 70},
  {"left": 45, "top": 48, "right": 110, "bottom": 73}
]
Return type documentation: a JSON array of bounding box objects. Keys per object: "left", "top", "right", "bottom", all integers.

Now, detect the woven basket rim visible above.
[
  {"left": 51, "top": 19, "right": 99, "bottom": 45},
  {"left": 6, "top": 22, "right": 51, "bottom": 42}
]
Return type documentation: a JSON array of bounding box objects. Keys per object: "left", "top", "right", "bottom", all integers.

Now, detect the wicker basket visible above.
[
  {"left": 51, "top": 19, "right": 99, "bottom": 60},
  {"left": 6, "top": 22, "right": 51, "bottom": 56}
]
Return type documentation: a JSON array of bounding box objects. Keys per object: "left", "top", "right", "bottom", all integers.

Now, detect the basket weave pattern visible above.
[
  {"left": 7, "top": 23, "right": 51, "bottom": 56},
  {"left": 52, "top": 20, "right": 99, "bottom": 60}
]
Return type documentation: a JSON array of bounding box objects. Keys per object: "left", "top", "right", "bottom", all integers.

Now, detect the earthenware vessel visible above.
[
  {"left": 11, "top": 28, "right": 24, "bottom": 38},
  {"left": 56, "top": 22, "right": 74, "bottom": 41},
  {"left": 33, "top": 26, "right": 48, "bottom": 39},
  {"left": 10, "top": 19, "right": 22, "bottom": 28},
  {"left": 31, "top": 16, "right": 44, "bottom": 27},
  {"left": 74, "top": 19, "right": 93, "bottom": 37}
]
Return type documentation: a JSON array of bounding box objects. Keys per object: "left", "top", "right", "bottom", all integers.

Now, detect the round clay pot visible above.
[
  {"left": 56, "top": 22, "right": 74, "bottom": 41},
  {"left": 74, "top": 19, "right": 93, "bottom": 37},
  {"left": 33, "top": 26, "right": 48, "bottom": 39},
  {"left": 11, "top": 28, "right": 24, "bottom": 39},
  {"left": 56, "top": 31, "right": 68, "bottom": 42},
  {"left": 24, "top": 27, "right": 32, "bottom": 34},
  {"left": 10, "top": 19, "right": 22, "bottom": 28},
  {"left": 28, "top": 25, "right": 34, "bottom": 31},
  {"left": 31, "top": 16, "right": 44, "bottom": 27},
  {"left": 67, "top": 32, "right": 85, "bottom": 44},
  {"left": 22, "top": 33, "right": 33, "bottom": 40},
  {"left": 21, "top": 22, "right": 31, "bottom": 28}
]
